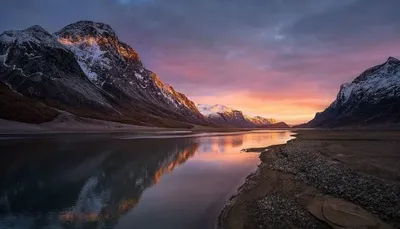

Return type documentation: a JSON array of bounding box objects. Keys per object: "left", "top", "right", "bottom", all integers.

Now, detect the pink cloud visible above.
[{"left": 141, "top": 36, "right": 400, "bottom": 124}]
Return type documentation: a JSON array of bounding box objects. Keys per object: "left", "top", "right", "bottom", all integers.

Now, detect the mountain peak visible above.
[
  {"left": 385, "top": 56, "right": 400, "bottom": 65},
  {"left": 250, "top": 116, "right": 277, "bottom": 124},
  {"left": 197, "top": 104, "right": 234, "bottom": 116},
  {"left": 0, "top": 25, "right": 66, "bottom": 50},
  {"left": 26, "top": 25, "right": 47, "bottom": 33},
  {"left": 55, "top": 20, "right": 140, "bottom": 82},
  {"left": 307, "top": 57, "right": 400, "bottom": 127},
  {"left": 196, "top": 104, "right": 278, "bottom": 127},
  {"left": 56, "top": 20, "right": 117, "bottom": 38},
  {"left": 0, "top": 22, "right": 207, "bottom": 127},
  {"left": 55, "top": 20, "right": 138, "bottom": 60}
]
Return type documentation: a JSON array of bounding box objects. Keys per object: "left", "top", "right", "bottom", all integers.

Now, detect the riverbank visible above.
[
  {"left": 0, "top": 115, "right": 292, "bottom": 136},
  {"left": 218, "top": 130, "right": 400, "bottom": 229},
  {"left": 0, "top": 114, "right": 260, "bottom": 135}
]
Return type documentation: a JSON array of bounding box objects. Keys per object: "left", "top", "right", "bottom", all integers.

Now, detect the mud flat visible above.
[{"left": 218, "top": 130, "right": 400, "bottom": 229}]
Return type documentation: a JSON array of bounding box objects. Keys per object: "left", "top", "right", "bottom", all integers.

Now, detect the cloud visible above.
[
  {"left": 1, "top": 0, "right": 399, "bottom": 123},
  {"left": 287, "top": 0, "right": 400, "bottom": 44}
]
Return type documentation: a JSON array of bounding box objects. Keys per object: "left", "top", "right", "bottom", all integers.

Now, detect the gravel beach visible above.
[{"left": 218, "top": 130, "right": 400, "bottom": 229}]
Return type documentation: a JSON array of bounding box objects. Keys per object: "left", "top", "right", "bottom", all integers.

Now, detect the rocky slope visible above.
[
  {"left": 197, "top": 104, "right": 279, "bottom": 128},
  {"left": 304, "top": 57, "right": 400, "bottom": 127},
  {"left": 0, "top": 21, "right": 206, "bottom": 127}
]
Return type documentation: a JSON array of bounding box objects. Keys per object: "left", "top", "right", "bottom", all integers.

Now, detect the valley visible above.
[{"left": 0, "top": 3, "right": 400, "bottom": 229}]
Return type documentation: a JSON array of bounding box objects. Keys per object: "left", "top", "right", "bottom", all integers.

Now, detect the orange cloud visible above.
[
  {"left": 192, "top": 90, "right": 332, "bottom": 125},
  {"left": 144, "top": 36, "right": 400, "bottom": 125}
]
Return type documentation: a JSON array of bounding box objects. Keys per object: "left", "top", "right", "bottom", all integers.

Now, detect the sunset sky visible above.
[{"left": 1, "top": 0, "right": 400, "bottom": 124}]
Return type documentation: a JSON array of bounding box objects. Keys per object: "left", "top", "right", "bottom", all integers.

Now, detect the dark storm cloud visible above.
[{"left": 1, "top": 0, "right": 400, "bottom": 122}]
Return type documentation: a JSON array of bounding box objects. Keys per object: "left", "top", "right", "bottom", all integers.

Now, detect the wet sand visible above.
[{"left": 218, "top": 130, "right": 400, "bottom": 229}]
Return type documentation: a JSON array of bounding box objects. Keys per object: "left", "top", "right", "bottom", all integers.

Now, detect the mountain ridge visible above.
[
  {"left": 0, "top": 21, "right": 207, "bottom": 127},
  {"left": 197, "top": 104, "right": 280, "bottom": 128}
]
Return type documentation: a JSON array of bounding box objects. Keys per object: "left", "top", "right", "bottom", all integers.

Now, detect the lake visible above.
[{"left": 0, "top": 130, "right": 293, "bottom": 229}]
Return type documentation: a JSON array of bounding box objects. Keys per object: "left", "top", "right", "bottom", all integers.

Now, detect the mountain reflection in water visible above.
[{"left": 0, "top": 130, "right": 293, "bottom": 229}]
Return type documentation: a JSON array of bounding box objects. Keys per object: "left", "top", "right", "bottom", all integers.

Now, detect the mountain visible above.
[
  {"left": 258, "top": 122, "right": 290, "bottom": 129},
  {"left": 197, "top": 104, "right": 278, "bottom": 128},
  {"left": 304, "top": 57, "right": 400, "bottom": 127},
  {"left": 0, "top": 21, "right": 206, "bottom": 127},
  {"left": 197, "top": 104, "right": 252, "bottom": 127},
  {"left": 246, "top": 115, "right": 277, "bottom": 126}
]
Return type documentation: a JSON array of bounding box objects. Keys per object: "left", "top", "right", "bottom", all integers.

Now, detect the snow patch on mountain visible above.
[
  {"left": 197, "top": 104, "right": 235, "bottom": 116},
  {"left": 336, "top": 57, "right": 400, "bottom": 106},
  {"left": 54, "top": 21, "right": 205, "bottom": 123},
  {"left": 57, "top": 37, "right": 112, "bottom": 82},
  {"left": 0, "top": 21, "right": 207, "bottom": 126},
  {"left": 135, "top": 72, "right": 144, "bottom": 80},
  {"left": 0, "top": 25, "right": 115, "bottom": 109},
  {"left": 0, "top": 25, "right": 68, "bottom": 51},
  {"left": 247, "top": 116, "right": 277, "bottom": 125},
  {"left": 306, "top": 57, "right": 400, "bottom": 127},
  {"left": 197, "top": 104, "right": 277, "bottom": 127}
]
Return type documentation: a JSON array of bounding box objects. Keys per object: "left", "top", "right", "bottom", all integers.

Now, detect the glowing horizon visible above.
[{"left": 2, "top": 0, "right": 400, "bottom": 124}]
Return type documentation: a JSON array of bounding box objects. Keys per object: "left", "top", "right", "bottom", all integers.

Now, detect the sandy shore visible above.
[{"left": 218, "top": 130, "right": 400, "bottom": 229}]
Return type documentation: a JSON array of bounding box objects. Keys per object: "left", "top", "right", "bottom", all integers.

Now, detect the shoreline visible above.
[
  {"left": 0, "top": 116, "right": 291, "bottom": 136},
  {"left": 217, "top": 130, "right": 400, "bottom": 229}
]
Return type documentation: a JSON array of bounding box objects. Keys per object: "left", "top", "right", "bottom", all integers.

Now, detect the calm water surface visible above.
[{"left": 0, "top": 130, "right": 293, "bottom": 229}]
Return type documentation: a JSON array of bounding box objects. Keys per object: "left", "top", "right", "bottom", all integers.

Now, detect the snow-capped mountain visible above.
[
  {"left": 305, "top": 57, "right": 400, "bottom": 127},
  {"left": 246, "top": 115, "right": 277, "bottom": 126},
  {"left": 197, "top": 104, "right": 277, "bottom": 127},
  {"left": 197, "top": 104, "right": 236, "bottom": 117},
  {"left": 0, "top": 25, "right": 111, "bottom": 108},
  {"left": 0, "top": 21, "right": 206, "bottom": 127}
]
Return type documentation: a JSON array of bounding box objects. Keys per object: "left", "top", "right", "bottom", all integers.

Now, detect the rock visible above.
[
  {"left": 322, "top": 198, "right": 379, "bottom": 228},
  {"left": 307, "top": 196, "right": 326, "bottom": 222},
  {"left": 308, "top": 196, "right": 392, "bottom": 229}
]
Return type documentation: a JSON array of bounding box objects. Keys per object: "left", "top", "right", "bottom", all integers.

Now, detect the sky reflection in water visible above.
[{"left": 0, "top": 130, "right": 293, "bottom": 229}]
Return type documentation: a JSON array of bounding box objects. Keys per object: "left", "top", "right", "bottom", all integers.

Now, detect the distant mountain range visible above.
[
  {"left": 197, "top": 104, "right": 289, "bottom": 128},
  {"left": 3, "top": 22, "right": 397, "bottom": 129},
  {"left": 0, "top": 21, "right": 207, "bottom": 127},
  {"left": 301, "top": 57, "right": 400, "bottom": 128},
  {"left": 0, "top": 21, "right": 290, "bottom": 129}
]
